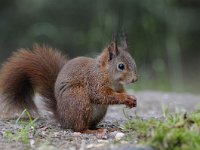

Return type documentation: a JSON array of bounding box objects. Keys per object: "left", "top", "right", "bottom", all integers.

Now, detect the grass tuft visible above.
[
  {"left": 3, "top": 109, "right": 38, "bottom": 143},
  {"left": 123, "top": 109, "right": 200, "bottom": 150}
]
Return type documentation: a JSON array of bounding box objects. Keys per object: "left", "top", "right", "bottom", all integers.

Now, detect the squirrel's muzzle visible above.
[{"left": 131, "top": 77, "right": 138, "bottom": 83}]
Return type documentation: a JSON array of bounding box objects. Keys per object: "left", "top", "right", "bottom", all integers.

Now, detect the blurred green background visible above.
[{"left": 0, "top": 0, "right": 199, "bottom": 93}]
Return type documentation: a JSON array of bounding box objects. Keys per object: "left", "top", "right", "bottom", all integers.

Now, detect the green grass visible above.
[
  {"left": 3, "top": 109, "right": 38, "bottom": 143},
  {"left": 123, "top": 109, "right": 200, "bottom": 150}
]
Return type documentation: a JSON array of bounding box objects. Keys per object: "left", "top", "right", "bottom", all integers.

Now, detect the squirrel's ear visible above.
[
  {"left": 121, "top": 39, "right": 128, "bottom": 51},
  {"left": 120, "top": 33, "right": 128, "bottom": 51},
  {"left": 108, "top": 42, "right": 119, "bottom": 61}
]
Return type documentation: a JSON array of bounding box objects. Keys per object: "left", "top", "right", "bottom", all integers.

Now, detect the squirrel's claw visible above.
[{"left": 124, "top": 95, "right": 137, "bottom": 108}]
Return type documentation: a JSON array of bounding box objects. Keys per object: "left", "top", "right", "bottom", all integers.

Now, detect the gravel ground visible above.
[{"left": 0, "top": 90, "right": 200, "bottom": 150}]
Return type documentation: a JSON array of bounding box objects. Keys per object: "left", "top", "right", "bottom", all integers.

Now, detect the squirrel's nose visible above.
[{"left": 131, "top": 77, "right": 138, "bottom": 83}]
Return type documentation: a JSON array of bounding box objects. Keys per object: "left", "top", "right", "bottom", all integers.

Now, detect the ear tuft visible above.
[
  {"left": 120, "top": 32, "right": 128, "bottom": 51},
  {"left": 108, "top": 42, "right": 118, "bottom": 61}
]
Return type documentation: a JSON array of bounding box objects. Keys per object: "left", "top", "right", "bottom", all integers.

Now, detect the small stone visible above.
[
  {"left": 120, "top": 140, "right": 129, "bottom": 144},
  {"left": 109, "top": 131, "right": 118, "bottom": 138},
  {"left": 53, "top": 132, "right": 60, "bottom": 137},
  {"left": 73, "top": 132, "right": 81, "bottom": 136},
  {"left": 86, "top": 143, "right": 105, "bottom": 149},
  {"left": 63, "top": 131, "right": 68, "bottom": 135},
  {"left": 30, "top": 139, "right": 35, "bottom": 147},
  {"left": 41, "top": 131, "right": 46, "bottom": 135},
  {"left": 97, "top": 139, "right": 109, "bottom": 143},
  {"left": 115, "top": 132, "right": 125, "bottom": 140}
]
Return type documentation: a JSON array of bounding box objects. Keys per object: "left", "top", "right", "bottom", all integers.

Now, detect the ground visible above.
[{"left": 0, "top": 90, "right": 200, "bottom": 150}]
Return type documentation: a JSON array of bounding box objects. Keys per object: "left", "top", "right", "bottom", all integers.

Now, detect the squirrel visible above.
[{"left": 0, "top": 40, "right": 137, "bottom": 132}]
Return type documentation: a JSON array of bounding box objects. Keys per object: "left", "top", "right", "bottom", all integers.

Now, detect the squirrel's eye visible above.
[{"left": 118, "top": 63, "right": 125, "bottom": 70}]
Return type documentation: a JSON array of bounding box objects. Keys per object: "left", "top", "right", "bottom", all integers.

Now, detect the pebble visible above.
[
  {"left": 97, "top": 139, "right": 109, "bottom": 143},
  {"left": 30, "top": 139, "right": 35, "bottom": 147},
  {"left": 86, "top": 143, "right": 105, "bottom": 149},
  {"left": 115, "top": 132, "right": 125, "bottom": 140},
  {"left": 53, "top": 132, "right": 60, "bottom": 137},
  {"left": 109, "top": 131, "right": 118, "bottom": 138},
  {"left": 73, "top": 132, "right": 81, "bottom": 136}
]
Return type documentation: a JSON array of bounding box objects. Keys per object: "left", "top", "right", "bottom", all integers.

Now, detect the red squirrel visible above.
[{"left": 0, "top": 40, "right": 137, "bottom": 132}]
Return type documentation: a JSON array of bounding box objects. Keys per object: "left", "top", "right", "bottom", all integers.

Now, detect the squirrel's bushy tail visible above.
[{"left": 0, "top": 45, "right": 67, "bottom": 115}]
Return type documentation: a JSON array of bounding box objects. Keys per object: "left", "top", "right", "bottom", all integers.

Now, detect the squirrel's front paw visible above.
[{"left": 124, "top": 95, "right": 137, "bottom": 108}]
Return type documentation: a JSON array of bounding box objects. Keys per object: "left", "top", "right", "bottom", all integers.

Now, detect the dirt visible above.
[{"left": 0, "top": 90, "right": 200, "bottom": 150}]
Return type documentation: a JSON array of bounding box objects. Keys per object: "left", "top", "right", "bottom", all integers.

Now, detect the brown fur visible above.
[
  {"left": 0, "top": 42, "right": 137, "bottom": 132},
  {"left": 0, "top": 45, "right": 67, "bottom": 115}
]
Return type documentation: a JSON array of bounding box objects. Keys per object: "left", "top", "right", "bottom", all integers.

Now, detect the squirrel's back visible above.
[{"left": 0, "top": 45, "right": 68, "bottom": 115}]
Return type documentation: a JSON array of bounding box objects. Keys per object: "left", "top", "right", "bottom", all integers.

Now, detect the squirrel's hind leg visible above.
[
  {"left": 88, "top": 105, "right": 108, "bottom": 129},
  {"left": 56, "top": 86, "right": 92, "bottom": 132}
]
